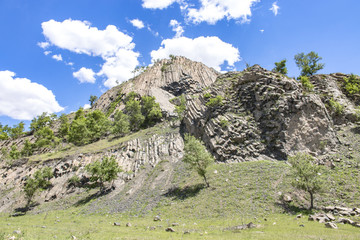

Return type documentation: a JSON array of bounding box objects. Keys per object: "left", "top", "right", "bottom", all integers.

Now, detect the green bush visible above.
[
  {"left": 85, "top": 156, "right": 122, "bottom": 192},
  {"left": 112, "top": 110, "right": 130, "bottom": 136},
  {"left": 300, "top": 76, "right": 314, "bottom": 91},
  {"left": 9, "top": 144, "right": 20, "bottom": 160},
  {"left": 21, "top": 140, "right": 34, "bottom": 157},
  {"left": 24, "top": 167, "right": 53, "bottom": 206},
  {"left": 203, "top": 93, "right": 211, "bottom": 99},
  {"left": 125, "top": 98, "right": 145, "bottom": 131},
  {"left": 206, "top": 95, "right": 224, "bottom": 108},
  {"left": 343, "top": 74, "right": 360, "bottom": 97},
  {"left": 34, "top": 126, "right": 59, "bottom": 148},
  {"left": 30, "top": 112, "right": 57, "bottom": 133},
  {"left": 273, "top": 59, "right": 288, "bottom": 75},
  {"left": 141, "top": 96, "right": 162, "bottom": 126},
  {"left": 328, "top": 98, "right": 344, "bottom": 115},
  {"left": 219, "top": 119, "right": 229, "bottom": 129},
  {"left": 67, "top": 175, "right": 81, "bottom": 187}
]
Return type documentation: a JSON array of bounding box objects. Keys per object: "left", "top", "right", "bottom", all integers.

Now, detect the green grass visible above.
[{"left": 29, "top": 123, "right": 178, "bottom": 162}]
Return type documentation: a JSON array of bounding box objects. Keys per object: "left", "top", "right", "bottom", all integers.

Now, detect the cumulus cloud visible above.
[
  {"left": 270, "top": 2, "right": 279, "bottom": 16},
  {"left": 52, "top": 54, "right": 63, "bottom": 61},
  {"left": 44, "top": 51, "right": 51, "bottom": 56},
  {"left": 260, "top": 29, "right": 264, "bottom": 33},
  {"left": 83, "top": 104, "right": 91, "bottom": 109},
  {"left": 38, "top": 41, "right": 50, "bottom": 49},
  {"left": 142, "top": 0, "right": 178, "bottom": 9},
  {"left": 40, "top": 19, "right": 139, "bottom": 88},
  {"left": 73, "top": 67, "right": 96, "bottom": 84},
  {"left": 169, "top": 20, "right": 184, "bottom": 38},
  {"left": 130, "top": 19, "right": 145, "bottom": 29},
  {"left": 0, "top": 71, "right": 64, "bottom": 120},
  {"left": 151, "top": 36, "right": 240, "bottom": 71},
  {"left": 186, "top": 0, "right": 259, "bottom": 24}
]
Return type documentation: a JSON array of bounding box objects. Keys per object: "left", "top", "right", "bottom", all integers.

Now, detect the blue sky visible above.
[{"left": 0, "top": 0, "right": 359, "bottom": 127}]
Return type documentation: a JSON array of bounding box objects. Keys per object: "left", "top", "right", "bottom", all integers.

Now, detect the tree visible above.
[
  {"left": 85, "top": 156, "right": 122, "bottom": 192},
  {"left": 21, "top": 139, "right": 34, "bottom": 157},
  {"left": 58, "top": 114, "right": 70, "bottom": 139},
  {"left": 30, "top": 112, "right": 57, "bottom": 133},
  {"left": 9, "top": 122, "right": 25, "bottom": 139},
  {"left": 9, "top": 144, "right": 21, "bottom": 160},
  {"left": 294, "top": 51, "right": 325, "bottom": 76},
  {"left": 0, "top": 123, "right": 10, "bottom": 140},
  {"left": 68, "top": 117, "right": 90, "bottom": 145},
  {"left": 141, "top": 96, "right": 162, "bottom": 127},
  {"left": 24, "top": 167, "right": 53, "bottom": 207},
  {"left": 125, "top": 98, "right": 144, "bottom": 131},
  {"left": 273, "top": 59, "right": 288, "bottom": 75},
  {"left": 183, "top": 134, "right": 214, "bottom": 187},
  {"left": 89, "top": 95, "right": 98, "bottom": 107},
  {"left": 85, "top": 110, "right": 111, "bottom": 141},
  {"left": 288, "top": 153, "right": 324, "bottom": 210},
  {"left": 112, "top": 110, "right": 130, "bottom": 136},
  {"left": 34, "top": 126, "right": 59, "bottom": 148}
]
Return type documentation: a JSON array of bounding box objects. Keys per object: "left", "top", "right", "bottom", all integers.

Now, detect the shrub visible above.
[
  {"left": 273, "top": 59, "right": 288, "bottom": 75},
  {"left": 141, "top": 96, "right": 162, "bottom": 127},
  {"left": 328, "top": 98, "right": 344, "bottom": 115},
  {"left": 30, "top": 112, "right": 57, "bottom": 133},
  {"left": 85, "top": 156, "right": 122, "bottom": 192},
  {"left": 21, "top": 140, "right": 34, "bottom": 157},
  {"left": 174, "top": 95, "right": 186, "bottom": 119},
  {"left": 206, "top": 95, "right": 223, "bottom": 108},
  {"left": 219, "top": 119, "right": 229, "bottom": 129},
  {"left": 24, "top": 167, "right": 53, "bottom": 206},
  {"left": 58, "top": 114, "right": 70, "bottom": 139},
  {"left": 300, "top": 76, "right": 314, "bottom": 91},
  {"left": 9, "top": 122, "right": 25, "bottom": 139},
  {"left": 125, "top": 98, "right": 144, "bottom": 131},
  {"left": 85, "top": 110, "right": 111, "bottom": 141},
  {"left": 112, "top": 110, "right": 130, "bottom": 135},
  {"left": 203, "top": 93, "right": 211, "bottom": 99},
  {"left": 67, "top": 175, "right": 81, "bottom": 187},
  {"left": 9, "top": 144, "right": 21, "bottom": 160},
  {"left": 34, "top": 126, "right": 59, "bottom": 148},
  {"left": 343, "top": 74, "right": 360, "bottom": 97}
]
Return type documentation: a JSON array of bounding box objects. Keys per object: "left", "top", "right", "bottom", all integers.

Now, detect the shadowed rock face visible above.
[{"left": 184, "top": 65, "right": 339, "bottom": 162}]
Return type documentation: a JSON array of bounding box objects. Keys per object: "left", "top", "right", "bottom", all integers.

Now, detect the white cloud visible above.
[
  {"left": 73, "top": 67, "right": 96, "bottom": 84},
  {"left": 169, "top": 20, "right": 184, "bottom": 38},
  {"left": 260, "top": 29, "right": 264, "bottom": 33},
  {"left": 0, "top": 71, "right": 64, "bottom": 120},
  {"left": 52, "top": 54, "right": 63, "bottom": 61},
  {"left": 40, "top": 19, "right": 139, "bottom": 88},
  {"left": 142, "top": 0, "right": 178, "bottom": 9},
  {"left": 44, "top": 51, "right": 52, "bottom": 56},
  {"left": 187, "top": 0, "right": 259, "bottom": 24},
  {"left": 130, "top": 19, "right": 145, "bottom": 29},
  {"left": 151, "top": 36, "right": 240, "bottom": 71},
  {"left": 83, "top": 104, "right": 91, "bottom": 109},
  {"left": 38, "top": 41, "right": 50, "bottom": 49},
  {"left": 270, "top": 2, "right": 279, "bottom": 16}
]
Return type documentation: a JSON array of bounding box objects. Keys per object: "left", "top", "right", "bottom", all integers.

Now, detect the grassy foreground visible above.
[
  {"left": 1, "top": 160, "right": 360, "bottom": 239},
  {"left": 1, "top": 210, "right": 359, "bottom": 240}
]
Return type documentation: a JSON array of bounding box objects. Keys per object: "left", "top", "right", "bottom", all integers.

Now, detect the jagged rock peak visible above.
[{"left": 93, "top": 56, "right": 219, "bottom": 114}]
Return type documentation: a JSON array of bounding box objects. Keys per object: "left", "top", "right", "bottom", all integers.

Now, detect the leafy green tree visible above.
[
  {"left": 273, "top": 59, "right": 288, "bottom": 75},
  {"left": 34, "top": 126, "right": 59, "bottom": 148},
  {"left": 0, "top": 124, "right": 10, "bottom": 140},
  {"left": 206, "top": 95, "right": 223, "bottom": 108},
  {"left": 174, "top": 95, "right": 186, "bottom": 119},
  {"left": 288, "top": 153, "right": 324, "bottom": 210},
  {"left": 141, "top": 96, "right": 162, "bottom": 126},
  {"left": 1, "top": 147, "right": 8, "bottom": 159},
  {"left": 294, "top": 51, "right": 325, "bottom": 76},
  {"left": 85, "top": 156, "right": 122, "bottom": 192},
  {"left": 58, "top": 114, "right": 70, "bottom": 139},
  {"left": 9, "top": 144, "right": 21, "bottom": 160},
  {"left": 9, "top": 122, "right": 25, "bottom": 139},
  {"left": 74, "top": 107, "right": 85, "bottom": 120},
  {"left": 183, "top": 134, "right": 214, "bottom": 187},
  {"left": 21, "top": 139, "right": 34, "bottom": 157},
  {"left": 89, "top": 95, "right": 98, "bottom": 107},
  {"left": 125, "top": 99, "right": 144, "bottom": 131},
  {"left": 86, "top": 110, "right": 111, "bottom": 141},
  {"left": 30, "top": 112, "right": 57, "bottom": 133},
  {"left": 68, "top": 117, "right": 90, "bottom": 145},
  {"left": 24, "top": 167, "right": 53, "bottom": 207},
  {"left": 112, "top": 110, "right": 130, "bottom": 136}
]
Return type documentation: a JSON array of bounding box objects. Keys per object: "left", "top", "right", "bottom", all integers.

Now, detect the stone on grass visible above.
[
  {"left": 165, "top": 227, "right": 175, "bottom": 232},
  {"left": 153, "top": 215, "right": 162, "bottom": 221},
  {"left": 325, "top": 222, "right": 338, "bottom": 229},
  {"left": 114, "top": 222, "right": 121, "bottom": 226},
  {"left": 126, "top": 223, "right": 132, "bottom": 227}
]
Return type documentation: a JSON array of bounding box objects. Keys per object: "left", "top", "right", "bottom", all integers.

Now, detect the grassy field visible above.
[{"left": 1, "top": 160, "right": 360, "bottom": 239}]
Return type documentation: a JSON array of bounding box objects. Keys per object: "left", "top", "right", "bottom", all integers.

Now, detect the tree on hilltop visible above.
[{"left": 294, "top": 51, "right": 324, "bottom": 76}]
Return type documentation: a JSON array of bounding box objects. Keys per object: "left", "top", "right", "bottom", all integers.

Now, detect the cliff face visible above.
[
  {"left": 93, "top": 56, "right": 219, "bottom": 116},
  {"left": 184, "top": 65, "right": 339, "bottom": 162},
  {"left": 1, "top": 58, "right": 358, "bottom": 213}
]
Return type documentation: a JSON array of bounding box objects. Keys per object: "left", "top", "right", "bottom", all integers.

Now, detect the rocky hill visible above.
[{"left": 0, "top": 56, "right": 359, "bottom": 214}]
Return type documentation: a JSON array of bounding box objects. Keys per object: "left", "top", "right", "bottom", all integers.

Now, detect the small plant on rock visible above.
[{"left": 300, "top": 76, "right": 314, "bottom": 92}]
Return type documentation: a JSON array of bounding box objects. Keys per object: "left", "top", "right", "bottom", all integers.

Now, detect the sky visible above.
[{"left": 0, "top": 0, "right": 359, "bottom": 127}]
